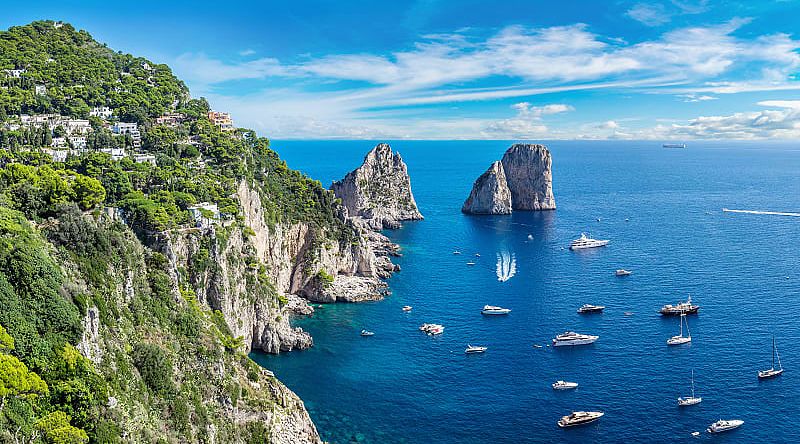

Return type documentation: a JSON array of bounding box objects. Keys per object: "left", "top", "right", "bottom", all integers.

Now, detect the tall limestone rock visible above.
[
  {"left": 461, "top": 161, "right": 512, "bottom": 214},
  {"left": 462, "top": 143, "right": 555, "bottom": 214},
  {"left": 501, "top": 143, "right": 556, "bottom": 210},
  {"left": 331, "top": 143, "right": 423, "bottom": 230}
]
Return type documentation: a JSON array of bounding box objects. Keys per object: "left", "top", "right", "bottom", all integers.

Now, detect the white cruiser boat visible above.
[
  {"left": 577, "top": 304, "right": 605, "bottom": 314},
  {"left": 758, "top": 336, "right": 784, "bottom": 379},
  {"left": 481, "top": 305, "right": 511, "bottom": 315},
  {"left": 552, "top": 380, "right": 579, "bottom": 390},
  {"left": 615, "top": 269, "right": 632, "bottom": 276},
  {"left": 552, "top": 331, "right": 599, "bottom": 347},
  {"left": 419, "top": 323, "right": 444, "bottom": 335},
  {"left": 707, "top": 419, "right": 743, "bottom": 433},
  {"left": 360, "top": 329, "right": 374, "bottom": 337},
  {"left": 465, "top": 344, "right": 487, "bottom": 354},
  {"left": 402, "top": 305, "right": 412, "bottom": 312},
  {"left": 569, "top": 233, "right": 609, "bottom": 250},
  {"left": 667, "top": 314, "right": 692, "bottom": 345},
  {"left": 678, "top": 369, "right": 702, "bottom": 406},
  {"left": 557, "top": 411, "right": 604, "bottom": 428}
]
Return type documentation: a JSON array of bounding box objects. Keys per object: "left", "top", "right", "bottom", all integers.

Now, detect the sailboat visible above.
[
  {"left": 667, "top": 313, "right": 692, "bottom": 345},
  {"left": 677, "top": 369, "right": 702, "bottom": 406},
  {"left": 758, "top": 336, "right": 784, "bottom": 379}
]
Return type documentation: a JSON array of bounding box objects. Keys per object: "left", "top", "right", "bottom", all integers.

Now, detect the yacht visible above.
[
  {"left": 659, "top": 295, "right": 699, "bottom": 315},
  {"left": 402, "top": 305, "right": 413, "bottom": 312},
  {"left": 678, "top": 369, "right": 702, "bottom": 406},
  {"left": 569, "top": 233, "right": 609, "bottom": 250},
  {"left": 707, "top": 419, "right": 743, "bottom": 433},
  {"left": 360, "top": 329, "right": 374, "bottom": 337},
  {"left": 419, "top": 323, "right": 444, "bottom": 335},
  {"left": 667, "top": 314, "right": 692, "bottom": 345},
  {"left": 557, "top": 411, "right": 604, "bottom": 428},
  {"left": 465, "top": 344, "right": 487, "bottom": 354},
  {"left": 552, "top": 380, "right": 579, "bottom": 390},
  {"left": 615, "top": 269, "right": 632, "bottom": 276},
  {"left": 577, "top": 304, "right": 605, "bottom": 314},
  {"left": 552, "top": 331, "right": 599, "bottom": 347},
  {"left": 481, "top": 305, "right": 511, "bottom": 315},
  {"left": 758, "top": 336, "right": 784, "bottom": 379}
]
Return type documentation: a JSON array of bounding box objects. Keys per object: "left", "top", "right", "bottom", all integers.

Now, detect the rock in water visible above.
[
  {"left": 332, "top": 143, "right": 423, "bottom": 229},
  {"left": 462, "top": 161, "right": 512, "bottom": 214},
  {"left": 501, "top": 143, "right": 555, "bottom": 210}
]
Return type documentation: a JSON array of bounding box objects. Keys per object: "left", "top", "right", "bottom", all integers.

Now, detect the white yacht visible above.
[
  {"left": 360, "top": 329, "right": 374, "bottom": 337},
  {"left": 402, "top": 305, "right": 413, "bottom": 312},
  {"left": 552, "top": 331, "right": 599, "bottom": 347},
  {"left": 577, "top": 304, "right": 605, "bottom": 314},
  {"left": 667, "top": 314, "right": 692, "bottom": 345},
  {"left": 419, "top": 324, "right": 444, "bottom": 335},
  {"left": 678, "top": 369, "right": 702, "bottom": 406},
  {"left": 615, "top": 269, "right": 632, "bottom": 276},
  {"left": 557, "top": 411, "right": 604, "bottom": 428},
  {"left": 481, "top": 305, "right": 511, "bottom": 315},
  {"left": 758, "top": 336, "right": 784, "bottom": 379},
  {"left": 569, "top": 233, "right": 609, "bottom": 250},
  {"left": 552, "top": 380, "right": 579, "bottom": 390},
  {"left": 466, "top": 261, "right": 476, "bottom": 266},
  {"left": 707, "top": 419, "right": 743, "bottom": 433},
  {"left": 465, "top": 344, "right": 487, "bottom": 354}
]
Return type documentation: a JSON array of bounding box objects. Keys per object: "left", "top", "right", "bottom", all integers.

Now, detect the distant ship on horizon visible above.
[{"left": 663, "top": 143, "right": 687, "bottom": 148}]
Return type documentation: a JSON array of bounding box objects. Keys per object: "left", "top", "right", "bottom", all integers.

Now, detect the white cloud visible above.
[
  {"left": 481, "top": 102, "right": 573, "bottom": 138},
  {"left": 239, "top": 49, "right": 256, "bottom": 56},
  {"left": 679, "top": 93, "right": 717, "bottom": 102},
  {"left": 627, "top": 4, "right": 671, "bottom": 26},
  {"left": 597, "top": 120, "right": 619, "bottom": 129},
  {"left": 757, "top": 100, "right": 800, "bottom": 109}
]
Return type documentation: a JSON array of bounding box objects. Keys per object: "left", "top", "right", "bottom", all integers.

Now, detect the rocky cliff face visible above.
[
  {"left": 331, "top": 143, "right": 423, "bottom": 230},
  {"left": 463, "top": 143, "right": 555, "bottom": 214},
  {"left": 461, "top": 161, "right": 513, "bottom": 214}
]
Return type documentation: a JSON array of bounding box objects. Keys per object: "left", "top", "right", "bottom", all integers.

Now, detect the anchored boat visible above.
[
  {"left": 707, "top": 419, "right": 743, "bottom": 433},
  {"left": 659, "top": 295, "right": 699, "bottom": 316},
  {"left": 481, "top": 305, "right": 511, "bottom": 315},
  {"left": 758, "top": 336, "right": 784, "bottom": 379},
  {"left": 667, "top": 314, "right": 692, "bottom": 345},
  {"left": 677, "top": 369, "right": 702, "bottom": 406},
  {"left": 569, "top": 233, "right": 609, "bottom": 250},
  {"left": 557, "top": 411, "right": 604, "bottom": 428},
  {"left": 552, "top": 331, "right": 599, "bottom": 347}
]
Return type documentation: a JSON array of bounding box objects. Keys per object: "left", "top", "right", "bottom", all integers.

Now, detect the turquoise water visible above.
[{"left": 253, "top": 140, "right": 800, "bottom": 443}]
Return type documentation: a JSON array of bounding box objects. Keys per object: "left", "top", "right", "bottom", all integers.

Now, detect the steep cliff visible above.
[
  {"left": 463, "top": 143, "right": 555, "bottom": 214},
  {"left": 331, "top": 143, "right": 423, "bottom": 230},
  {"left": 462, "top": 161, "right": 513, "bottom": 214}
]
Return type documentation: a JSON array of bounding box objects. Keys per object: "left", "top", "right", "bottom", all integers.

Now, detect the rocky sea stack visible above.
[
  {"left": 462, "top": 143, "right": 555, "bottom": 214},
  {"left": 332, "top": 143, "right": 423, "bottom": 229}
]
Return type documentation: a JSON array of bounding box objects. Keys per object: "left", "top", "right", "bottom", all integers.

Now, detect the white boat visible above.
[
  {"left": 677, "top": 369, "right": 702, "bottom": 406},
  {"left": 660, "top": 295, "right": 699, "bottom": 315},
  {"left": 453, "top": 250, "right": 461, "bottom": 255},
  {"left": 758, "top": 336, "right": 784, "bottom": 379},
  {"left": 466, "top": 261, "right": 476, "bottom": 266},
  {"left": 569, "top": 233, "right": 609, "bottom": 250},
  {"left": 552, "top": 331, "right": 599, "bottom": 347},
  {"left": 465, "top": 344, "right": 487, "bottom": 354},
  {"left": 402, "top": 305, "right": 412, "bottom": 312},
  {"left": 615, "top": 269, "right": 632, "bottom": 276},
  {"left": 360, "top": 329, "right": 374, "bottom": 337},
  {"left": 527, "top": 234, "right": 534, "bottom": 240},
  {"left": 667, "top": 314, "right": 692, "bottom": 345},
  {"left": 475, "top": 253, "right": 481, "bottom": 257},
  {"left": 577, "top": 304, "right": 605, "bottom": 314},
  {"left": 663, "top": 143, "right": 687, "bottom": 148},
  {"left": 557, "top": 411, "right": 604, "bottom": 428},
  {"left": 707, "top": 419, "right": 743, "bottom": 433},
  {"left": 419, "top": 323, "right": 444, "bottom": 335},
  {"left": 552, "top": 380, "right": 579, "bottom": 390},
  {"left": 481, "top": 305, "right": 511, "bottom": 315}
]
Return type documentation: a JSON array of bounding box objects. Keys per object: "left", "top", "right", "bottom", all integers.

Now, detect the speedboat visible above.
[
  {"left": 466, "top": 261, "right": 476, "bottom": 266},
  {"left": 707, "top": 419, "right": 743, "bottom": 433},
  {"left": 615, "top": 269, "right": 632, "bottom": 276},
  {"left": 667, "top": 314, "right": 692, "bottom": 345},
  {"left": 659, "top": 295, "right": 699, "bottom": 315},
  {"left": 557, "top": 411, "right": 604, "bottom": 428},
  {"left": 552, "top": 380, "right": 579, "bottom": 390},
  {"left": 360, "top": 329, "right": 374, "bottom": 337},
  {"left": 465, "top": 344, "right": 487, "bottom": 354},
  {"left": 402, "top": 305, "right": 413, "bottom": 312},
  {"left": 758, "top": 336, "right": 784, "bottom": 379},
  {"left": 481, "top": 305, "right": 511, "bottom": 315},
  {"left": 419, "top": 323, "right": 444, "bottom": 335},
  {"left": 577, "top": 304, "right": 605, "bottom": 314},
  {"left": 453, "top": 250, "right": 461, "bottom": 255},
  {"left": 569, "top": 233, "right": 609, "bottom": 250},
  {"left": 552, "top": 331, "right": 599, "bottom": 347}
]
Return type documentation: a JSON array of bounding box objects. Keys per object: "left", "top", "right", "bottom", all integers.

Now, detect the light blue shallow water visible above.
[{"left": 253, "top": 140, "right": 800, "bottom": 443}]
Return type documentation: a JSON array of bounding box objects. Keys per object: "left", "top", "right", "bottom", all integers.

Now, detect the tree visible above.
[
  {"left": 71, "top": 175, "right": 105, "bottom": 210},
  {"left": 0, "top": 353, "right": 49, "bottom": 412},
  {"left": 0, "top": 324, "right": 13, "bottom": 351},
  {"left": 35, "top": 411, "right": 88, "bottom": 444}
]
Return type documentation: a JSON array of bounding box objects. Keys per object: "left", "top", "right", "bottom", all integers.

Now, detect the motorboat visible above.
[
  {"left": 419, "top": 323, "right": 444, "bottom": 335},
  {"left": 552, "top": 331, "right": 599, "bottom": 347},
  {"left": 667, "top": 314, "right": 692, "bottom": 345},
  {"left": 659, "top": 295, "right": 699, "bottom": 315},
  {"left": 453, "top": 250, "right": 461, "bottom": 255},
  {"left": 615, "top": 269, "right": 632, "bottom": 276},
  {"left": 577, "top": 304, "right": 605, "bottom": 314},
  {"left": 557, "top": 411, "right": 604, "bottom": 428},
  {"left": 758, "top": 336, "right": 784, "bottom": 379},
  {"left": 569, "top": 233, "right": 609, "bottom": 250},
  {"left": 466, "top": 261, "right": 476, "bottom": 266},
  {"left": 481, "top": 305, "right": 511, "bottom": 315},
  {"left": 402, "top": 305, "right": 412, "bottom": 312},
  {"left": 465, "top": 344, "right": 487, "bottom": 354},
  {"left": 552, "top": 380, "right": 579, "bottom": 390},
  {"left": 360, "top": 329, "right": 374, "bottom": 337},
  {"left": 707, "top": 419, "right": 743, "bottom": 433},
  {"left": 677, "top": 369, "right": 702, "bottom": 406}
]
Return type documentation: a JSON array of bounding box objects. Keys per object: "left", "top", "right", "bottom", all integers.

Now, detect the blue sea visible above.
[{"left": 252, "top": 140, "right": 800, "bottom": 443}]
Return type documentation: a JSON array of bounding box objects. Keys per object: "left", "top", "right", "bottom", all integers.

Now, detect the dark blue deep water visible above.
[{"left": 252, "top": 140, "right": 800, "bottom": 443}]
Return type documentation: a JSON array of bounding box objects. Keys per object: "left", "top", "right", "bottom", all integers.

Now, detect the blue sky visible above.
[{"left": 4, "top": 0, "right": 800, "bottom": 139}]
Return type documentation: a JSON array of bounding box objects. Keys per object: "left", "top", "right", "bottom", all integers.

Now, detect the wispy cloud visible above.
[
  {"left": 627, "top": 4, "right": 672, "bottom": 26},
  {"left": 481, "top": 102, "right": 573, "bottom": 138}
]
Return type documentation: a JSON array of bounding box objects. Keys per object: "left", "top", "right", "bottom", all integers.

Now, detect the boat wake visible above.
[
  {"left": 722, "top": 208, "right": 800, "bottom": 217},
  {"left": 496, "top": 251, "right": 517, "bottom": 282}
]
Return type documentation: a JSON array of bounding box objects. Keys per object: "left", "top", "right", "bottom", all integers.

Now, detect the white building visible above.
[
  {"left": 42, "top": 148, "right": 69, "bottom": 163},
  {"left": 4, "top": 69, "right": 25, "bottom": 78},
  {"left": 112, "top": 122, "right": 141, "bottom": 148},
  {"left": 50, "top": 118, "right": 91, "bottom": 135},
  {"left": 188, "top": 202, "right": 220, "bottom": 229},
  {"left": 133, "top": 153, "right": 157, "bottom": 165},
  {"left": 34, "top": 85, "right": 47, "bottom": 95},
  {"left": 51, "top": 137, "right": 67, "bottom": 148},
  {"left": 100, "top": 147, "right": 126, "bottom": 161},
  {"left": 69, "top": 136, "right": 88, "bottom": 149},
  {"left": 89, "top": 106, "right": 113, "bottom": 119}
]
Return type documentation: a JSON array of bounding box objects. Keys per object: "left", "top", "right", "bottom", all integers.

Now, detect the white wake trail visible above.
[
  {"left": 496, "top": 251, "right": 517, "bottom": 282},
  {"left": 722, "top": 208, "right": 800, "bottom": 217}
]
